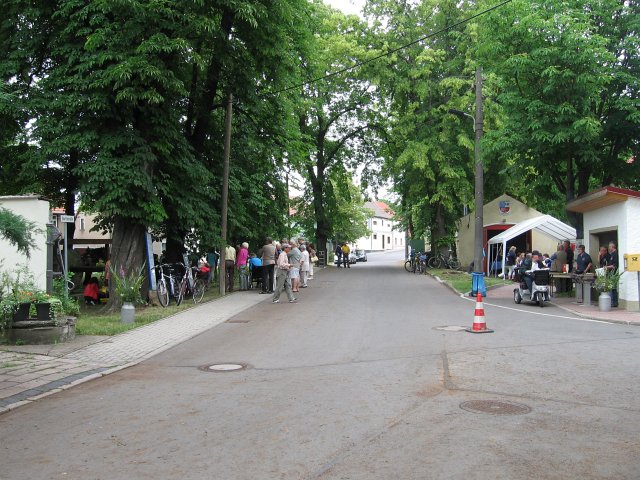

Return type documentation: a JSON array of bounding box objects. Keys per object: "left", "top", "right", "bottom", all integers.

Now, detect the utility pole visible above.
[
  {"left": 219, "top": 92, "right": 233, "bottom": 296},
  {"left": 447, "top": 67, "right": 485, "bottom": 296},
  {"left": 472, "top": 67, "right": 485, "bottom": 292}
]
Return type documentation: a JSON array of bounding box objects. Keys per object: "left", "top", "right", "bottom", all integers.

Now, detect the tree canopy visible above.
[{"left": 2, "top": 0, "right": 638, "bottom": 282}]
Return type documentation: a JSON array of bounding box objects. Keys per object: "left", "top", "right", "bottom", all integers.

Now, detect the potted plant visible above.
[
  {"left": 594, "top": 268, "right": 622, "bottom": 311},
  {"left": 111, "top": 264, "right": 146, "bottom": 324}
]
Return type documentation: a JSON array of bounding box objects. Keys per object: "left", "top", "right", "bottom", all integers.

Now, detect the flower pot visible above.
[
  {"left": 35, "top": 302, "right": 52, "bottom": 320},
  {"left": 598, "top": 292, "right": 611, "bottom": 312},
  {"left": 13, "top": 303, "right": 31, "bottom": 322},
  {"left": 121, "top": 302, "right": 135, "bottom": 324}
]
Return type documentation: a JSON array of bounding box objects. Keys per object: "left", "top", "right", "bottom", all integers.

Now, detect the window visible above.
[
  {"left": 80, "top": 218, "right": 85, "bottom": 231},
  {"left": 373, "top": 234, "right": 377, "bottom": 240},
  {"left": 387, "top": 236, "right": 391, "bottom": 243},
  {"left": 372, "top": 220, "right": 377, "bottom": 225}
]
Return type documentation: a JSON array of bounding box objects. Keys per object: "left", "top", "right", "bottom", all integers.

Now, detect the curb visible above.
[{"left": 426, "top": 270, "right": 640, "bottom": 327}]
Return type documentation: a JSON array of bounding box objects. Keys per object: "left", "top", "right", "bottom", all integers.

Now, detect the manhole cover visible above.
[
  {"left": 433, "top": 326, "right": 467, "bottom": 332},
  {"left": 460, "top": 400, "right": 532, "bottom": 415},
  {"left": 198, "top": 363, "right": 249, "bottom": 372}
]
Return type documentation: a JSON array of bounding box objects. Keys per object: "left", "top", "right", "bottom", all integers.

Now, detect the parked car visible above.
[{"left": 355, "top": 249, "right": 367, "bottom": 262}]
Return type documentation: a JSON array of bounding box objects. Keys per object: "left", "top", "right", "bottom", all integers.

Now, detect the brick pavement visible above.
[
  {"left": 486, "top": 282, "right": 640, "bottom": 325},
  {"left": 0, "top": 290, "right": 268, "bottom": 415}
]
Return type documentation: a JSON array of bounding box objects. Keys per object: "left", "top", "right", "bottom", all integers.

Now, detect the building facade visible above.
[{"left": 355, "top": 201, "right": 405, "bottom": 251}]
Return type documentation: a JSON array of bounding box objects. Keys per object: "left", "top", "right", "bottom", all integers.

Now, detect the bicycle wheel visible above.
[
  {"left": 428, "top": 256, "right": 441, "bottom": 269},
  {"left": 448, "top": 258, "right": 460, "bottom": 270},
  {"left": 404, "top": 260, "right": 414, "bottom": 273},
  {"left": 176, "top": 279, "right": 187, "bottom": 306},
  {"left": 157, "top": 278, "right": 170, "bottom": 307},
  {"left": 192, "top": 278, "right": 206, "bottom": 303}
]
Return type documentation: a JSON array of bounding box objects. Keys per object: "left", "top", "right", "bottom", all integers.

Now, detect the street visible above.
[{"left": 1, "top": 250, "right": 639, "bottom": 480}]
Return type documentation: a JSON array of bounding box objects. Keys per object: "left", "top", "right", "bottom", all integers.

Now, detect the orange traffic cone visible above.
[{"left": 466, "top": 292, "right": 494, "bottom": 334}]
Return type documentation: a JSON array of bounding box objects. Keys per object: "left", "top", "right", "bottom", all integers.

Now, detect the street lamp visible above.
[{"left": 448, "top": 67, "right": 485, "bottom": 297}]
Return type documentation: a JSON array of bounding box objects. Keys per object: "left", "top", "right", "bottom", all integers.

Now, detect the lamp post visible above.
[{"left": 448, "top": 67, "right": 485, "bottom": 296}]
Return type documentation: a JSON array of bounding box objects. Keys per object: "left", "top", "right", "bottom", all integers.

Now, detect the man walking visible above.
[{"left": 273, "top": 244, "right": 296, "bottom": 303}]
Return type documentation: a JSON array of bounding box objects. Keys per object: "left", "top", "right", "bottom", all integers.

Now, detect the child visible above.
[{"left": 83, "top": 277, "right": 100, "bottom": 305}]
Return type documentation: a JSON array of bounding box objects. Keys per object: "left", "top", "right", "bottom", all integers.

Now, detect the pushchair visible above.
[{"left": 513, "top": 268, "right": 551, "bottom": 307}]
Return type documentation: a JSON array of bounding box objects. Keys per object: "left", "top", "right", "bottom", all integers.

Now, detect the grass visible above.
[
  {"left": 427, "top": 269, "right": 508, "bottom": 295},
  {"left": 75, "top": 279, "right": 227, "bottom": 336}
]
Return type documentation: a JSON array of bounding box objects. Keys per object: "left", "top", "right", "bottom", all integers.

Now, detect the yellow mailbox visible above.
[{"left": 624, "top": 253, "right": 640, "bottom": 272}]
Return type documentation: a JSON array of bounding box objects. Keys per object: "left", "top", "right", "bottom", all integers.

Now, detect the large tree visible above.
[
  {"left": 365, "top": 0, "right": 477, "bottom": 253},
  {"left": 294, "top": 3, "right": 384, "bottom": 254},
  {"left": 477, "top": 0, "right": 640, "bottom": 234}
]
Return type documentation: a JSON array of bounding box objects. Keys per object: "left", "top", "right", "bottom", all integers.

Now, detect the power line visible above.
[{"left": 263, "top": 0, "right": 513, "bottom": 97}]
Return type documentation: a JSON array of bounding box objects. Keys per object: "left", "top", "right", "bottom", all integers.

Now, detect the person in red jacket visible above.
[{"left": 83, "top": 277, "right": 100, "bottom": 305}]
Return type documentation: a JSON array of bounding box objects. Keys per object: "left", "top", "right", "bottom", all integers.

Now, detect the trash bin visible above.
[{"left": 471, "top": 271, "right": 487, "bottom": 297}]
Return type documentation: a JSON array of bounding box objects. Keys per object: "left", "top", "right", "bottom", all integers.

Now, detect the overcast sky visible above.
[{"left": 323, "top": 0, "right": 365, "bottom": 16}]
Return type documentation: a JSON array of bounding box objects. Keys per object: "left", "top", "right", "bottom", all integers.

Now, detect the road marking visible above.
[{"left": 459, "top": 293, "right": 611, "bottom": 324}]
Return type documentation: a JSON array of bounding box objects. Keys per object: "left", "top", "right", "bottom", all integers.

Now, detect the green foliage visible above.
[
  {"left": 110, "top": 264, "right": 146, "bottom": 304},
  {"left": 594, "top": 268, "right": 622, "bottom": 293},
  {"left": 367, "top": 0, "right": 475, "bottom": 248},
  {"left": 0, "top": 208, "right": 41, "bottom": 257},
  {"left": 476, "top": 0, "right": 640, "bottom": 227}
]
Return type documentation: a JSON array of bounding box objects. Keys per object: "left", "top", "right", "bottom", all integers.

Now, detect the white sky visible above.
[{"left": 323, "top": 0, "right": 366, "bottom": 16}]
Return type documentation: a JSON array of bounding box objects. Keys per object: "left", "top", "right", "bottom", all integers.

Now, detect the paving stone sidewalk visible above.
[
  {"left": 486, "top": 283, "right": 640, "bottom": 326},
  {"left": 0, "top": 291, "right": 268, "bottom": 415}
]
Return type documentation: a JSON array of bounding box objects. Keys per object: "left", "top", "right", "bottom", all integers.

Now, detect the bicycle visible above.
[
  {"left": 405, "top": 251, "right": 430, "bottom": 274},
  {"left": 427, "top": 251, "right": 460, "bottom": 270},
  {"left": 404, "top": 254, "right": 418, "bottom": 273},
  {"left": 183, "top": 265, "right": 207, "bottom": 304},
  {"left": 156, "top": 263, "right": 182, "bottom": 307}
]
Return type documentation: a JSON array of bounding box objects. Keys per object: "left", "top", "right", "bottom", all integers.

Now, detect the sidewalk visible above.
[
  {"left": 486, "top": 283, "right": 640, "bottom": 326},
  {"left": 0, "top": 290, "right": 269, "bottom": 415}
]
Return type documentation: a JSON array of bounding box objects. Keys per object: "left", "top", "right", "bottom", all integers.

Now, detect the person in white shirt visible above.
[{"left": 300, "top": 244, "right": 310, "bottom": 288}]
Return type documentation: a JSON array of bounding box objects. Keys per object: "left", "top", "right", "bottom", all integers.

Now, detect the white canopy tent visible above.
[{"left": 486, "top": 215, "right": 577, "bottom": 276}]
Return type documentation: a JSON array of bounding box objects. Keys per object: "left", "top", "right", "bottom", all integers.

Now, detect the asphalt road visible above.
[{"left": 1, "top": 250, "right": 639, "bottom": 480}]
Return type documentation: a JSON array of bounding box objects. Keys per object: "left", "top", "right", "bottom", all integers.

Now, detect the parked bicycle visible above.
[
  {"left": 427, "top": 251, "right": 460, "bottom": 270},
  {"left": 156, "top": 263, "right": 184, "bottom": 307},
  {"left": 182, "top": 265, "right": 207, "bottom": 304},
  {"left": 404, "top": 251, "right": 430, "bottom": 274}
]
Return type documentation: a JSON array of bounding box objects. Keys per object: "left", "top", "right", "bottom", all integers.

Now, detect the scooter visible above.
[{"left": 513, "top": 268, "right": 551, "bottom": 307}]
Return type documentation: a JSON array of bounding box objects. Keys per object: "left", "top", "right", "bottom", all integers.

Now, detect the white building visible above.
[
  {"left": 567, "top": 186, "right": 640, "bottom": 311},
  {"left": 355, "top": 201, "right": 405, "bottom": 251},
  {"left": 0, "top": 195, "right": 50, "bottom": 291}
]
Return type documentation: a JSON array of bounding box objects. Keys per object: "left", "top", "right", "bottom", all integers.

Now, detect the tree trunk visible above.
[
  {"left": 434, "top": 203, "right": 448, "bottom": 256},
  {"left": 106, "top": 216, "right": 147, "bottom": 312}
]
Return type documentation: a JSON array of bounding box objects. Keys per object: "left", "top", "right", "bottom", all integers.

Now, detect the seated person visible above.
[
  {"left": 523, "top": 251, "right": 545, "bottom": 292},
  {"left": 83, "top": 277, "right": 100, "bottom": 305},
  {"left": 249, "top": 253, "right": 262, "bottom": 269}
]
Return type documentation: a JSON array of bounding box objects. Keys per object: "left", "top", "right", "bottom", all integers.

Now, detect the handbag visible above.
[
  {"left": 595, "top": 267, "right": 606, "bottom": 276},
  {"left": 311, "top": 255, "right": 319, "bottom": 263}
]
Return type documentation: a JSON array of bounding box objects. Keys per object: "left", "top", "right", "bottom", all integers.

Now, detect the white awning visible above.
[
  {"left": 486, "top": 215, "right": 576, "bottom": 277},
  {"left": 488, "top": 215, "right": 576, "bottom": 246}
]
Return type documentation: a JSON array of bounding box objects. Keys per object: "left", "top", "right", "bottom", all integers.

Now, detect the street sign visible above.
[
  {"left": 60, "top": 215, "right": 74, "bottom": 223},
  {"left": 624, "top": 253, "right": 640, "bottom": 272}
]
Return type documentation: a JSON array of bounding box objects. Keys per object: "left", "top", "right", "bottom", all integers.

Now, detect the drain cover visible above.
[
  {"left": 433, "top": 326, "right": 467, "bottom": 331},
  {"left": 460, "top": 400, "right": 531, "bottom": 415},
  {"left": 198, "top": 363, "right": 248, "bottom": 372}
]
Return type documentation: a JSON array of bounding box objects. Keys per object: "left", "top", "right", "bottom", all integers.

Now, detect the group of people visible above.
[
  {"left": 216, "top": 237, "right": 318, "bottom": 304},
  {"left": 505, "top": 240, "right": 620, "bottom": 307},
  {"left": 334, "top": 243, "right": 351, "bottom": 268},
  {"left": 505, "top": 240, "right": 576, "bottom": 281}
]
